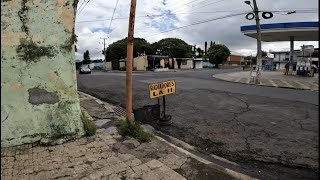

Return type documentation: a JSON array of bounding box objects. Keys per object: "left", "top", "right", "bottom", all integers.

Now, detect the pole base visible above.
[
  {"left": 157, "top": 115, "right": 172, "bottom": 126},
  {"left": 157, "top": 120, "right": 173, "bottom": 126}
]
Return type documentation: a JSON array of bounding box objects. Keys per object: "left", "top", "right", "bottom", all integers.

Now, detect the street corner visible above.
[{"left": 212, "top": 72, "right": 319, "bottom": 91}]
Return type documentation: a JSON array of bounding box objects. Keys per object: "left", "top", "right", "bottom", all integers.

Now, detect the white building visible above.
[{"left": 270, "top": 50, "right": 300, "bottom": 70}]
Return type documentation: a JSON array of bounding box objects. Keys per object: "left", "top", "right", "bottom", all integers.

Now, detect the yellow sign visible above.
[{"left": 149, "top": 80, "right": 176, "bottom": 99}]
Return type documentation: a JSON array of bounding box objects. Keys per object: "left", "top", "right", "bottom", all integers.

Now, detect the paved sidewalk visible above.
[
  {"left": 213, "top": 71, "right": 319, "bottom": 91},
  {"left": 1, "top": 92, "right": 254, "bottom": 180}
]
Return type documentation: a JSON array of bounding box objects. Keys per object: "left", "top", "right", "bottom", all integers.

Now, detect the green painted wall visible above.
[{"left": 1, "top": 0, "right": 84, "bottom": 147}]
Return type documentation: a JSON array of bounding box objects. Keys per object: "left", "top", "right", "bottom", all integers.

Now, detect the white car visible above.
[{"left": 79, "top": 67, "right": 91, "bottom": 74}]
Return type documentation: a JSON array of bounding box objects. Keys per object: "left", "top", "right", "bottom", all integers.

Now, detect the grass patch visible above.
[
  {"left": 116, "top": 120, "right": 152, "bottom": 143},
  {"left": 81, "top": 108, "right": 97, "bottom": 136}
]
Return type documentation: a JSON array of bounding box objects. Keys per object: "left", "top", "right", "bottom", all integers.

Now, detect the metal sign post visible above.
[{"left": 149, "top": 80, "right": 176, "bottom": 126}]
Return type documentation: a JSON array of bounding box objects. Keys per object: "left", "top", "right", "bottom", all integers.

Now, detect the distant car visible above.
[{"left": 79, "top": 67, "right": 91, "bottom": 74}]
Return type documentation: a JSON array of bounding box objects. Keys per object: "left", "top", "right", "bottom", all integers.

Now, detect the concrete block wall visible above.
[{"left": 1, "top": 0, "right": 84, "bottom": 147}]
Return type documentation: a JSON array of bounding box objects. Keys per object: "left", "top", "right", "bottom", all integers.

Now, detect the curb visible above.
[
  {"left": 155, "top": 132, "right": 258, "bottom": 180},
  {"left": 78, "top": 91, "right": 259, "bottom": 180},
  {"left": 212, "top": 74, "right": 318, "bottom": 92}
]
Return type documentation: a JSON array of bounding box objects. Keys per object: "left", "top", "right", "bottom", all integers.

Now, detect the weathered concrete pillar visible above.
[{"left": 1, "top": 0, "right": 84, "bottom": 147}]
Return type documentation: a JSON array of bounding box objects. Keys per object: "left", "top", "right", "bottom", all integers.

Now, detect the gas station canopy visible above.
[{"left": 240, "top": 22, "right": 319, "bottom": 42}]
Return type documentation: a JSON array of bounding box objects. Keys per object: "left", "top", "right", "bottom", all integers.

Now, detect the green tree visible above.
[
  {"left": 262, "top": 50, "right": 268, "bottom": 58},
  {"left": 151, "top": 38, "right": 194, "bottom": 58},
  {"left": 207, "top": 44, "right": 230, "bottom": 68},
  {"left": 82, "top": 50, "right": 91, "bottom": 64},
  {"left": 106, "top": 37, "right": 154, "bottom": 61},
  {"left": 196, "top": 47, "right": 203, "bottom": 58},
  {"left": 204, "top": 41, "right": 207, "bottom": 55}
]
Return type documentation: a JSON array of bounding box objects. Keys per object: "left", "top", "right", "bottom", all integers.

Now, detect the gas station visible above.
[{"left": 240, "top": 21, "right": 319, "bottom": 77}]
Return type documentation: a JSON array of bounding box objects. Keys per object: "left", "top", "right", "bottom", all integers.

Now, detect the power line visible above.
[
  {"left": 143, "top": 12, "right": 247, "bottom": 39},
  {"left": 174, "top": 0, "right": 226, "bottom": 14},
  {"left": 169, "top": 0, "right": 208, "bottom": 12},
  {"left": 107, "top": 0, "right": 120, "bottom": 38},
  {"left": 77, "top": 0, "right": 86, "bottom": 11},
  {"left": 76, "top": 14, "right": 172, "bottom": 23},
  {"left": 141, "top": 0, "right": 227, "bottom": 27},
  {"left": 78, "top": 0, "right": 92, "bottom": 15}
]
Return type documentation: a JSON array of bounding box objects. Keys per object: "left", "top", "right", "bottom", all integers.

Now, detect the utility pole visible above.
[
  {"left": 100, "top": 37, "right": 107, "bottom": 62},
  {"left": 252, "top": 0, "right": 262, "bottom": 68},
  {"left": 125, "top": 0, "right": 137, "bottom": 122}
]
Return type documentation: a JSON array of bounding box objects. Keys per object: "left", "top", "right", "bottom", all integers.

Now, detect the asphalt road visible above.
[{"left": 77, "top": 69, "right": 319, "bottom": 180}]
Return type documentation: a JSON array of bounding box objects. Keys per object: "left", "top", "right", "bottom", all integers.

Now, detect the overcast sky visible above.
[{"left": 74, "top": 0, "right": 318, "bottom": 60}]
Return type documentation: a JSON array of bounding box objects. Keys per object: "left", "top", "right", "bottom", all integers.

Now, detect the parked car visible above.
[{"left": 79, "top": 67, "right": 91, "bottom": 74}]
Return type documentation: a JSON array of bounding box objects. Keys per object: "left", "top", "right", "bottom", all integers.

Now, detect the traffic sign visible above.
[{"left": 149, "top": 80, "right": 176, "bottom": 99}]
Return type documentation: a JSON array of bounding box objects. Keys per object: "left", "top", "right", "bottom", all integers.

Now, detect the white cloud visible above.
[{"left": 74, "top": 0, "right": 319, "bottom": 60}]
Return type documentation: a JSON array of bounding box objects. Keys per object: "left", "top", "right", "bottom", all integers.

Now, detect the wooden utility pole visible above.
[{"left": 125, "top": 0, "right": 137, "bottom": 122}]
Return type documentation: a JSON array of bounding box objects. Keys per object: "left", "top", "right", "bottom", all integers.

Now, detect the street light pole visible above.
[
  {"left": 252, "top": 0, "right": 262, "bottom": 68},
  {"left": 125, "top": 0, "right": 137, "bottom": 122}
]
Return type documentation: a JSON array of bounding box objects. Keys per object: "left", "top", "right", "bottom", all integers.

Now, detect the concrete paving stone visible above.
[
  {"left": 88, "top": 170, "right": 104, "bottom": 180},
  {"left": 110, "top": 162, "right": 130, "bottom": 173},
  {"left": 96, "top": 99, "right": 104, "bottom": 105},
  {"left": 96, "top": 159, "right": 108, "bottom": 166},
  {"left": 132, "top": 164, "right": 151, "bottom": 176},
  {"left": 100, "top": 166, "right": 114, "bottom": 176},
  {"left": 141, "top": 124, "right": 156, "bottom": 135},
  {"left": 98, "top": 134, "right": 114, "bottom": 141},
  {"left": 118, "top": 153, "right": 136, "bottom": 162},
  {"left": 158, "top": 153, "right": 187, "bottom": 170},
  {"left": 123, "top": 139, "right": 140, "bottom": 148},
  {"left": 106, "top": 173, "right": 122, "bottom": 180},
  {"left": 85, "top": 154, "right": 101, "bottom": 162},
  {"left": 141, "top": 170, "right": 162, "bottom": 180},
  {"left": 102, "top": 127, "right": 119, "bottom": 135},
  {"left": 100, "top": 151, "right": 113, "bottom": 159},
  {"left": 155, "top": 165, "right": 187, "bottom": 180},
  {"left": 104, "top": 138, "right": 118, "bottom": 145},
  {"left": 94, "top": 119, "right": 111, "bottom": 129},
  {"left": 92, "top": 141, "right": 106, "bottom": 148},
  {"left": 104, "top": 105, "right": 115, "bottom": 113},
  {"left": 106, "top": 156, "right": 122, "bottom": 165},
  {"left": 145, "top": 159, "right": 164, "bottom": 170},
  {"left": 125, "top": 158, "right": 143, "bottom": 167}
]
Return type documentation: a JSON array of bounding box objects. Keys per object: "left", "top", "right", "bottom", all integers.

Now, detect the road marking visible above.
[
  {"left": 280, "top": 80, "right": 295, "bottom": 88},
  {"left": 259, "top": 80, "right": 264, "bottom": 86},
  {"left": 269, "top": 80, "right": 278, "bottom": 87},
  {"left": 294, "top": 81, "right": 310, "bottom": 89}
]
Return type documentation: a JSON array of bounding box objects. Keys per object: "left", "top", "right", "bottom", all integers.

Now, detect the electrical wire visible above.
[
  {"left": 78, "top": 0, "right": 92, "bottom": 15},
  {"left": 143, "top": 12, "right": 247, "bottom": 39},
  {"left": 106, "top": 0, "right": 120, "bottom": 38},
  {"left": 77, "top": 0, "right": 86, "bottom": 12}
]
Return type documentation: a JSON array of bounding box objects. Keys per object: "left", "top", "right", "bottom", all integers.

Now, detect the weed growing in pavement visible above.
[
  {"left": 81, "top": 109, "right": 97, "bottom": 136},
  {"left": 116, "top": 120, "right": 153, "bottom": 143}
]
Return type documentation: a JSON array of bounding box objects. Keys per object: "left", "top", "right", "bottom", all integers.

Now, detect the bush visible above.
[
  {"left": 81, "top": 109, "right": 97, "bottom": 136},
  {"left": 116, "top": 120, "right": 152, "bottom": 143}
]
